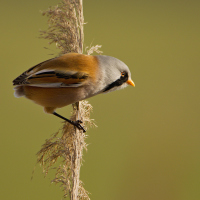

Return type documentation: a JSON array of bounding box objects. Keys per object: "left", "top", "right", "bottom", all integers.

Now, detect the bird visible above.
[{"left": 13, "top": 53, "right": 135, "bottom": 132}]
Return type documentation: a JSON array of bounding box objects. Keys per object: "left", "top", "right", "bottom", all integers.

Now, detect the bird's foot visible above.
[
  {"left": 72, "top": 120, "right": 86, "bottom": 132},
  {"left": 52, "top": 112, "right": 86, "bottom": 132}
]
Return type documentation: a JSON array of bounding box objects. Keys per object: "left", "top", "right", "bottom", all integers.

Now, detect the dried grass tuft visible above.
[
  {"left": 37, "top": 101, "right": 96, "bottom": 199},
  {"left": 40, "top": 0, "right": 84, "bottom": 55},
  {"left": 86, "top": 44, "right": 103, "bottom": 55},
  {"left": 36, "top": 0, "right": 98, "bottom": 199}
]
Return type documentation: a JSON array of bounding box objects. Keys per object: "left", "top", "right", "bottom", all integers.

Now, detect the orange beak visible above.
[{"left": 126, "top": 79, "right": 135, "bottom": 87}]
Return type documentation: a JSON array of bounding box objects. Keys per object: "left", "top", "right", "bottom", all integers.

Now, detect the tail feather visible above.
[{"left": 14, "top": 86, "right": 25, "bottom": 98}]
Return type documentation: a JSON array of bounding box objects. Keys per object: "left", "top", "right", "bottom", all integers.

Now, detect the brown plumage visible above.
[{"left": 13, "top": 53, "right": 99, "bottom": 114}]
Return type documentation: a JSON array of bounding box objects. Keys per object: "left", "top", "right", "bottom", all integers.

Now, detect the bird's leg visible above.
[{"left": 53, "top": 112, "right": 86, "bottom": 132}]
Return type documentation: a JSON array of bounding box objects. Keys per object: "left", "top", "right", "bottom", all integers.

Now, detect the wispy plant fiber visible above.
[{"left": 36, "top": 1, "right": 98, "bottom": 199}]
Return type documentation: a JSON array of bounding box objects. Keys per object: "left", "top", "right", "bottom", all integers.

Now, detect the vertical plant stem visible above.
[
  {"left": 71, "top": 1, "right": 83, "bottom": 199},
  {"left": 36, "top": 1, "right": 95, "bottom": 199},
  {"left": 71, "top": 103, "right": 81, "bottom": 200}
]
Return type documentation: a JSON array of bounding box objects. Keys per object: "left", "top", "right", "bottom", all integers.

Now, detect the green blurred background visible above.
[{"left": 1, "top": 0, "right": 200, "bottom": 199}]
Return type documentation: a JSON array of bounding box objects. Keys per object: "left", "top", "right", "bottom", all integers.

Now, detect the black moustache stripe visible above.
[{"left": 103, "top": 73, "right": 128, "bottom": 92}]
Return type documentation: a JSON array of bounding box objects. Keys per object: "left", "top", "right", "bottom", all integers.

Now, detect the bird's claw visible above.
[
  {"left": 76, "top": 120, "right": 83, "bottom": 124},
  {"left": 73, "top": 120, "right": 86, "bottom": 132}
]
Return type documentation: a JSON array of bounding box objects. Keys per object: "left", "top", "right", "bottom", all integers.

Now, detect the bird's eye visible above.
[{"left": 121, "top": 72, "right": 126, "bottom": 77}]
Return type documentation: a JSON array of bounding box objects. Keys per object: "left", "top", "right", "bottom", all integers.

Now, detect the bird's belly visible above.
[{"left": 23, "top": 86, "right": 85, "bottom": 109}]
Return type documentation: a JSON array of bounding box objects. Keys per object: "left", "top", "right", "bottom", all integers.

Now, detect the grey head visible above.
[{"left": 95, "top": 55, "right": 133, "bottom": 94}]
